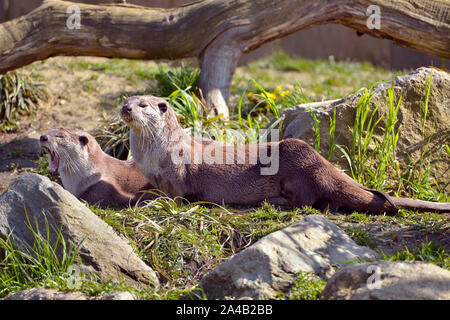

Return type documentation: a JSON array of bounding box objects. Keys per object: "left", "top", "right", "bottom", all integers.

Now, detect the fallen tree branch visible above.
[{"left": 0, "top": 0, "right": 448, "bottom": 117}]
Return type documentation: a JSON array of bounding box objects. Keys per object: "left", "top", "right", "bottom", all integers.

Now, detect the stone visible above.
[
  {"left": 3, "top": 288, "right": 136, "bottom": 300},
  {"left": 3, "top": 289, "right": 89, "bottom": 300},
  {"left": 0, "top": 173, "right": 159, "bottom": 287},
  {"left": 278, "top": 67, "right": 450, "bottom": 192},
  {"left": 320, "top": 260, "right": 450, "bottom": 300},
  {"left": 100, "top": 291, "right": 136, "bottom": 300},
  {"left": 200, "top": 215, "right": 377, "bottom": 299}
]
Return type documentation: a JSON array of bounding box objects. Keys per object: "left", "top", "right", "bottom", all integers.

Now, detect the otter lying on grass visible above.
[{"left": 119, "top": 95, "right": 450, "bottom": 215}]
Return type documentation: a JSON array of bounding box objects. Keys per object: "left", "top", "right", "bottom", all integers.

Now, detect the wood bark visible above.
[{"left": 0, "top": 0, "right": 448, "bottom": 117}]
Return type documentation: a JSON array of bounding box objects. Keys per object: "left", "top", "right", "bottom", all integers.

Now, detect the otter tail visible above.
[
  {"left": 391, "top": 197, "right": 450, "bottom": 213},
  {"left": 346, "top": 182, "right": 449, "bottom": 214}
]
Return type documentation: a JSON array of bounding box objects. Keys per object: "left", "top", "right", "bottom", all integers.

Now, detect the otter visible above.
[
  {"left": 119, "top": 95, "right": 450, "bottom": 214},
  {"left": 40, "top": 128, "right": 158, "bottom": 208}
]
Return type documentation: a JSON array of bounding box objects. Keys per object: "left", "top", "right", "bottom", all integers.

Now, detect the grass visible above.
[
  {"left": 330, "top": 73, "right": 448, "bottom": 203},
  {"left": 284, "top": 271, "right": 327, "bottom": 300},
  {"left": 235, "top": 50, "right": 393, "bottom": 102},
  {"left": 94, "top": 113, "right": 131, "bottom": 160},
  {"left": 0, "top": 213, "right": 83, "bottom": 298},
  {"left": 89, "top": 200, "right": 304, "bottom": 290},
  {"left": 345, "top": 226, "right": 378, "bottom": 249},
  {"left": 65, "top": 58, "right": 159, "bottom": 82},
  {"left": 381, "top": 241, "right": 449, "bottom": 270},
  {"left": 155, "top": 62, "right": 200, "bottom": 98},
  {"left": 0, "top": 71, "right": 48, "bottom": 132}
]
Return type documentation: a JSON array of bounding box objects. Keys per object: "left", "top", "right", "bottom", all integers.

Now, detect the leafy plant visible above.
[
  {"left": 0, "top": 71, "right": 48, "bottom": 132},
  {"left": 155, "top": 62, "right": 200, "bottom": 97}
]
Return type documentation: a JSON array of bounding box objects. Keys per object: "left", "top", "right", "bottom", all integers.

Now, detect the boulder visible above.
[
  {"left": 0, "top": 173, "right": 159, "bottom": 287},
  {"left": 320, "top": 260, "right": 450, "bottom": 300},
  {"left": 279, "top": 67, "right": 450, "bottom": 191},
  {"left": 200, "top": 215, "right": 377, "bottom": 299},
  {"left": 3, "top": 288, "right": 136, "bottom": 300}
]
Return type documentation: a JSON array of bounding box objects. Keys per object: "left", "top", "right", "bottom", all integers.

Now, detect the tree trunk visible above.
[{"left": 0, "top": 0, "right": 448, "bottom": 117}]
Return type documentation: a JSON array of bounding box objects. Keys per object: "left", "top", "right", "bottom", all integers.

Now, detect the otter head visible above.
[
  {"left": 39, "top": 128, "right": 97, "bottom": 174},
  {"left": 120, "top": 95, "right": 178, "bottom": 135}
]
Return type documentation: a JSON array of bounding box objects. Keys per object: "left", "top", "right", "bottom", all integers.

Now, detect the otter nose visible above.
[
  {"left": 40, "top": 135, "right": 48, "bottom": 142},
  {"left": 122, "top": 105, "right": 132, "bottom": 113}
]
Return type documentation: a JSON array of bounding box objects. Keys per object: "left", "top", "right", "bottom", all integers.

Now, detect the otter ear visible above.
[
  {"left": 158, "top": 101, "right": 168, "bottom": 113},
  {"left": 79, "top": 135, "right": 89, "bottom": 146}
]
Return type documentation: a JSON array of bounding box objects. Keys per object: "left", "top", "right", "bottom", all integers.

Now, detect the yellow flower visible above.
[
  {"left": 266, "top": 92, "right": 277, "bottom": 100},
  {"left": 247, "top": 92, "right": 254, "bottom": 98},
  {"left": 274, "top": 85, "right": 282, "bottom": 92},
  {"left": 280, "top": 90, "right": 290, "bottom": 98}
]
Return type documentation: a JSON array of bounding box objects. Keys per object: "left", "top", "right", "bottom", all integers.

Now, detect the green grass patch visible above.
[
  {"left": 88, "top": 199, "right": 309, "bottom": 290},
  {"left": 381, "top": 241, "right": 449, "bottom": 270},
  {"left": 281, "top": 271, "right": 326, "bottom": 300},
  {"left": 0, "top": 214, "right": 83, "bottom": 298},
  {"left": 345, "top": 226, "right": 378, "bottom": 249},
  {"left": 0, "top": 71, "right": 48, "bottom": 132},
  {"left": 66, "top": 58, "right": 158, "bottom": 82},
  {"left": 155, "top": 62, "right": 200, "bottom": 98}
]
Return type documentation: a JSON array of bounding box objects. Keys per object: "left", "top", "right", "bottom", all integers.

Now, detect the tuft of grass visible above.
[
  {"left": 334, "top": 76, "right": 446, "bottom": 202},
  {"left": 0, "top": 71, "right": 48, "bottom": 132},
  {"left": 94, "top": 113, "right": 131, "bottom": 160},
  {"left": 0, "top": 214, "right": 83, "bottom": 298},
  {"left": 345, "top": 226, "right": 378, "bottom": 249},
  {"left": 155, "top": 62, "right": 200, "bottom": 98},
  {"left": 282, "top": 271, "right": 326, "bottom": 300},
  {"left": 381, "top": 241, "right": 449, "bottom": 270}
]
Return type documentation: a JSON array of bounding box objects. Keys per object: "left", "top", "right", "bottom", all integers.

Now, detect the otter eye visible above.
[
  {"left": 79, "top": 136, "right": 89, "bottom": 146},
  {"left": 139, "top": 102, "right": 148, "bottom": 108},
  {"left": 158, "top": 101, "right": 168, "bottom": 113}
]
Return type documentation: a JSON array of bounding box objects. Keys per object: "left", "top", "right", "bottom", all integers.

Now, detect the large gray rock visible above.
[
  {"left": 278, "top": 67, "right": 450, "bottom": 191},
  {"left": 3, "top": 288, "right": 136, "bottom": 300},
  {"left": 200, "top": 215, "right": 377, "bottom": 299},
  {"left": 0, "top": 173, "right": 159, "bottom": 287},
  {"left": 320, "top": 261, "right": 450, "bottom": 300}
]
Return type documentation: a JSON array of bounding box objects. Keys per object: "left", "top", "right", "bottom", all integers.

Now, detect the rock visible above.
[
  {"left": 100, "top": 291, "right": 136, "bottom": 300},
  {"left": 278, "top": 67, "right": 450, "bottom": 191},
  {"left": 200, "top": 215, "right": 377, "bottom": 299},
  {"left": 0, "top": 173, "right": 159, "bottom": 287},
  {"left": 3, "top": 288, "right": 136, "bottom": 300},
  {"left": 320, "top": 261, "right": 450, "bottom": 300},
  {"left": 3, "top": 289, "right": 89, "bottom": 300}
]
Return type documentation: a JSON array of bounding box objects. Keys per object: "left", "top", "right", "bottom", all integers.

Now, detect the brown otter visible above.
[
  {"left": 119, "top": 95, "right": 450, "bottom": 214},
  {"left": 39, "top": 128, "right": 158, "bottom": 208}
]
